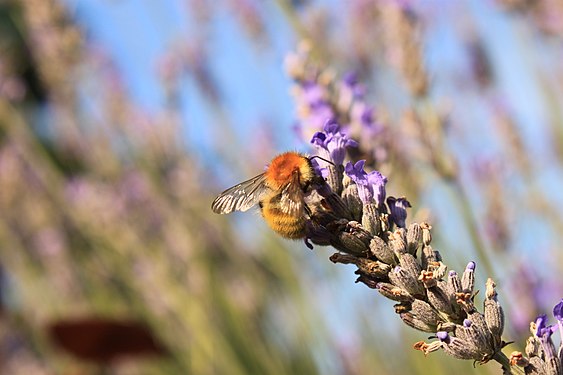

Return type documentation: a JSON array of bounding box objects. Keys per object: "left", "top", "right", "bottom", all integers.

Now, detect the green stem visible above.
[
  {"left": 274, "top": 0, "right": 310, "bottom": 41},
  {"left": 449, "top": 179, "right": 496, "bottom": 280},
  {"left": 493, "top": 351, "right": 523, "bottom": 375},
  {"left": 274, "top": 0, "right": 328, "bottom": 63}
]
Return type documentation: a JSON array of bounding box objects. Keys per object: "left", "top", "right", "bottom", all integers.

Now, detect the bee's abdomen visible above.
[{"left": 261, "top": 202, "right": 306, "bottom": 239}]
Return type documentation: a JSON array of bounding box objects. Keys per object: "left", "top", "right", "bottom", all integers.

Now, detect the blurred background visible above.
[{"left": 0, "top": 0, "right": 562, "bottom": 373}]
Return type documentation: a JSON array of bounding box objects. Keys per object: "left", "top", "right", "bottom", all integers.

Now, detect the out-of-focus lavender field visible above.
[{"left": 1, "top": 0, "right": 563, "bottom": 374}]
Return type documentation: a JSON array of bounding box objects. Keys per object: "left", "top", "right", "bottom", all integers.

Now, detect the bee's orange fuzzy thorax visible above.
[{"left": 265, "top": 152, "right": 309, "bottom": 190}]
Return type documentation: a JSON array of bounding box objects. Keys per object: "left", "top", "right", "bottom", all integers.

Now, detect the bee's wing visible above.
[
  {"left": 212, "top": 173, "right": 270, "bottom": 214},
  {"left": 278, "top": 179, "right": 305, "bottom": 217}
]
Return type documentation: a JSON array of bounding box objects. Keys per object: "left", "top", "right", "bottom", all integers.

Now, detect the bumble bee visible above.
[{"left": 211, "top": 152, "right": 324, "bottom": 239}]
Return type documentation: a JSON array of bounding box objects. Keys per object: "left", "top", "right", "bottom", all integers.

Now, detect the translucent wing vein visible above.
[{"left": 211, "top": 173, "right": 269, "bottom": 214}]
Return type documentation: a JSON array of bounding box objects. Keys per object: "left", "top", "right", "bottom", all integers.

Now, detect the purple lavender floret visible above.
[
  {"left": 344, "top": 160, "right": 388, "bottom": 209},
  {"left": 368, "top": 171, "right": 387, "bottom": 207},
  {"left": 345, "top": 160, "right": 373, "bottom": 205},
  {"left": 311, "top": 120, "right": 358, "bottom": 165}
]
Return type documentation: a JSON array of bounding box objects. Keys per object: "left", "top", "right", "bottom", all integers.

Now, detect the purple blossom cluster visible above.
[
  {"left": 311, "top": 120, "right": 358, "bottom": 166},
  {"left": 285, "top": 43, "right": 385, "bottom": 167}
]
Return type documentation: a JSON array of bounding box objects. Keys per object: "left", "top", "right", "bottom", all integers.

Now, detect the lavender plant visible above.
[
  {"left": 297, "top": 117, "right": 563, "bottom": 374},
  {"left": 300, "top": 119, "right": 506, "bottom": 371},
  {"left": 282, "top": 30, "right": 563, "bottom": 372}
]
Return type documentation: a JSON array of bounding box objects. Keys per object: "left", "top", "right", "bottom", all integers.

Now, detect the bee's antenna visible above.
[{"left": 309, "top": 155, "right": 334, "bottom": 166}]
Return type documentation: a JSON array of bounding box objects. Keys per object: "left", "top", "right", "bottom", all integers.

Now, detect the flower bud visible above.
[
  {"left": 355, "top": 274, "right": 379, "bottom": 289},
  {"left": 525, "top": 336, "right": 540, "bottom": 357},
  {"left": 464, "top": 312, "right": 495, "bottom": 355},
  {"left": 334, "top": 231, "right": 369, "bottom": 256},
  {"left": 326, "top": 164, "right": 343, "bottom": 195},
  {"left": 361, "top": 203, "right": 381, "bottom": 236},
  {"left": 410, "top": 299, "right": 442, "bottom": 331},
  {"left": 461, "top": 261, "right": 476, "bottom": 294},
  {"left": 421, "top": 222, "right": 432, "bottom": 245},
  {"left": 484, "top": 278, "right": 504, "bottom": 350},
  {"left": 439, "top": 333, "right": 482, "bottom": 361},
  {"left": 420, "top": 245, "right": 438, "bottom": 270},
  {"left": 389, "top": 229, "right": 407, "bottom": 255},
  {"left": 426, "top": 281, "right": 455, "bottom": 317},
  {"left": 369, "top": 236, "right": 396, "bottom": 264},
  {"left": 355, "top": 257, "right": 392, "bottom": 279},
  {"left": 431, "top": 262, "right": 447, "bottom": 280},
  {"left": 341, "top": 180, "right": 362, "bottom": 221},
  {"left": 400, "top": 310, "right": 437, "bottom": 333},
  {"left": 406, "top": 222, "right": 421, "bottom": 255},
  {"left": 388, "top": 265, "right": 424, "bottom": 297},
  {"left": 376, "top": 282, "right": 414, "bottom": 302},
  {"left": 398, "top": 252, "right": 422, "bottom": 281},
  {"left": 447, "top": 270, "right": 462, "bottom": 294}
]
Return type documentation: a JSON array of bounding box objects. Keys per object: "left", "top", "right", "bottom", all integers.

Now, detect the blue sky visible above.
[
  {"left": 64, "top": 0, "right": 551, "bottom": 158},
  {"left": 66, "top": 0, "right": 300, "bottom": 157}
]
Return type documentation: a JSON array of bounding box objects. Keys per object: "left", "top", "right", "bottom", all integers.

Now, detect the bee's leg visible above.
[
  {"left": 304, "top": 203, "right": 312, "bottom": 217},
  {"left": 259, "top": 201, "right": 264, "bottom": 215}
]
